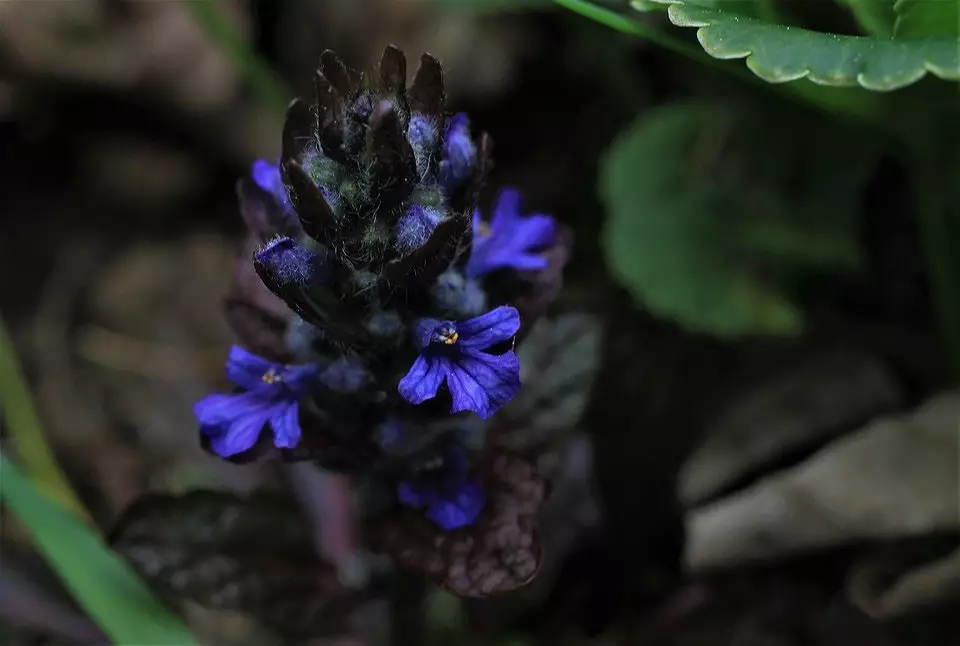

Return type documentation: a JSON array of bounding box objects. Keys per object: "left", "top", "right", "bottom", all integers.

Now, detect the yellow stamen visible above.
[
  {"left": 442, "top": 331, "right": 459, "bottom": 345},
  {"left": 477, "top": 221, "right": 492, "bottom": 237},
  {"left": 261, "top": 368, "right": 283, "bottom": 384}
]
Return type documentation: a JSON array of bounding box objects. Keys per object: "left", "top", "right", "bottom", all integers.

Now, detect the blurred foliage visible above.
[
  {"left": 600, "top": 101, "right": 875, "bottom": 336},
  {"left": 0, "top": 453, "right": 199, "bottom": 645},
  {"left": 550, "top": 0, "right": 960, "bottom": 373}
]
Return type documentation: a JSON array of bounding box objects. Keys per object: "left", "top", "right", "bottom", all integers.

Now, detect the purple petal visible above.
[
  {"left": 398, "top": 481, "right": 433, "bottom": 509},
  {"left": 209, "top": 407, "right": 273, "bottom": 457},
  {"left": 456, "top": 306, "right": 521, "bottom": 350},
  {"left": 413, "top": 317, "right": 447, "bottom": 350},
  {"left": 490, "top": 188, "right": 522, "bottom": 230},
  {"left": 496, "top": 252, "right": 548, "bottom": 272},
  {"left": 445, "top": 349, "right": 520, "bottom": 419},
  {"left": 282, "top": 363, "right": 320, "bottom": 392},
  {"left": 194, "top": 390, "right": 274, "bottom": 427},
  {"left": 398, "top": 355, "right": 449, "bottom": 405},
  {"left": 471, "top": 207, "right": 483, "bottom": 234},
  {"left": 440, "top": 113, "right": 475, "bottom": 186},
  {"left": 512, "top": 214, "right": 556, "bottom": 249},
  {"left": 426, "top": 480, "right": 485, "bottom": 531},
  {"left": 252, "top": 159, "right": 284, "bottom": 200},
  {"left": 269, "top": 402, "right": 301, "bottom": 448},
  {"left": 225, "top": 345, "right": 275, "bottom": 390}
]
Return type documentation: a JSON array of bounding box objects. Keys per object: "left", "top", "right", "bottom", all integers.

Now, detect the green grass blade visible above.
[
  {"left": 0, "top": 453, "right": 201, "bottom": 645},
  {"left": 0, "top": 318, "right": 88, "bottom": 521}
]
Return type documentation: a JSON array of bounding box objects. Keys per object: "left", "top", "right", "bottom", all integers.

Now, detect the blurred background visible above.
[{"left": 1, "top": 0, "right": 958, "bottom": 645}]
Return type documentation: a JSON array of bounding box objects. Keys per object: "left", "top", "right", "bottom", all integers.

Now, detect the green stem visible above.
[
  {"left": 0, "top": 317, "right": 90, "bottom": 521},
  {"left": 184, "top": 0, "right": 291, "bottom": 116},
  {"left": 554, "top": 0, "right": 731, "bottom": 65},
  {"left": 552, "top": 0, "right": 889, "bottom": 132}
]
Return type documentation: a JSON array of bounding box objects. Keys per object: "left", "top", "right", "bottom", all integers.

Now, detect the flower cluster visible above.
[{"left": 194, "top": 46, "right": 568, "bottom": 589}]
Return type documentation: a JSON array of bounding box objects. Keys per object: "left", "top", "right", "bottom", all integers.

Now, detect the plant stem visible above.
[
  {"left": 554, "top": 0, "right": 726, "bottom": 64},
  {"left": 552, "top": 0, "right": 890, "bottom": 131}
]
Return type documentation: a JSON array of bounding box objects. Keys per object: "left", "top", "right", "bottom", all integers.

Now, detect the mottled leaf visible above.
[
  {"left": 495, "top": 313, "right": 603, "bottom": 451},
  {"left": 367, "top": 453, "right": 546, "bottom": 597},
  {"left": 111, "top": 490, "right": 353, "bottom": 638}
]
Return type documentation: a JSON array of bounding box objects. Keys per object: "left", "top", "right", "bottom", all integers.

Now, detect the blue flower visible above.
[
  {"left": 438, "top": 113, "right": 476, "bottom": 192},
  {"left": 195, "top": 346, "right": 318, "bottom": 458},
  {"left": 398, "top": 446, "right": 485, "bottom": 531},
  {"left": 398, "top": 306, "right": 521, "bottom": 420},
  {"left": 252, "top": 158, "right": 290, "bottom": 210},
  {"left": 466, "top": 188, "right": 556, "bottom": 278}
]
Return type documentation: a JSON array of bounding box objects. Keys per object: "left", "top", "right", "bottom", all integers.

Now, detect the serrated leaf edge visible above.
[{"left": 647, "top": 0, "right": 960, "bottom": 91}]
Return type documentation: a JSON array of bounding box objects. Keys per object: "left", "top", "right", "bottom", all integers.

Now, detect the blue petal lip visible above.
[
  {"left": 398, "top": 307, "right": 522, "bottom": 418},
  {"left": 194, "top": 347, "right": 318, "bottom": 458},
  {"left": 465, "top": 188, "right": 557, "bottom": 278},
  {"left": 396, "top": 446, "right": 486, "bottom": 531}
]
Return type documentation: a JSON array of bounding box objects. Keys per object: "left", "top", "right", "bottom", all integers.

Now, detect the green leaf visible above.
[
  {"left": 0, "top": 453, "right": 200, "bottom": 645},
  {"left": 647, "top": 0, "right": 960, "bottom": 90},
  {"left": 894, "top": 0, "right": 960, "bottom": 38},
  {"left": 835, "top": 0, "right": 896, "bottom": 37},
  {"left": 599, "top": 102, "right": 875, "bottom": 337}
]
